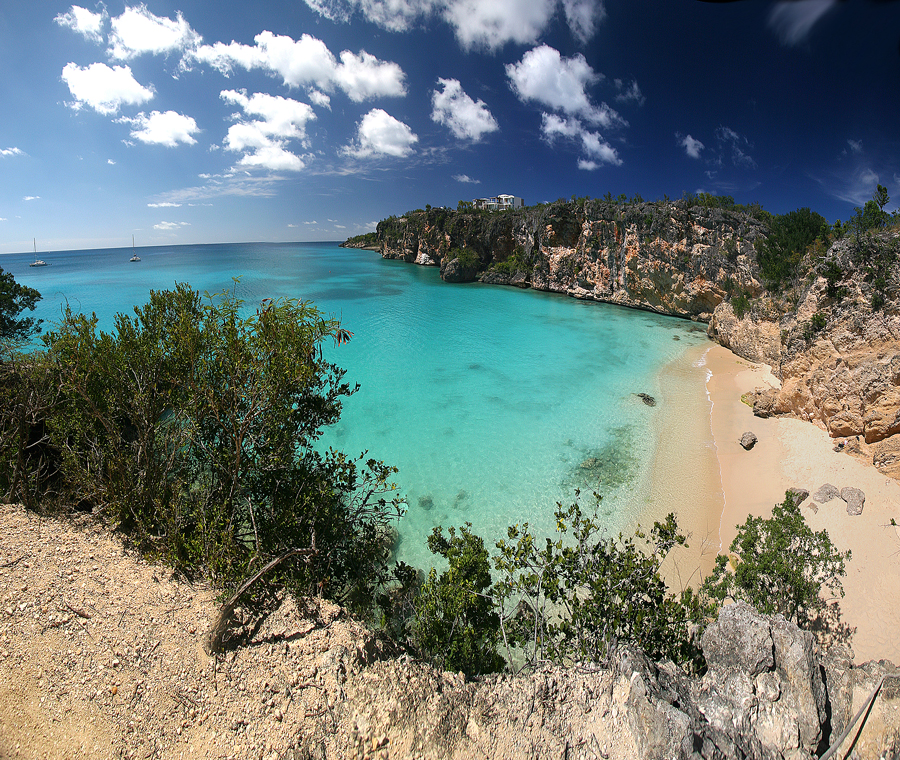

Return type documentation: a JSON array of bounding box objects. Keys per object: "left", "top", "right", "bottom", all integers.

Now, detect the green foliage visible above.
[
  {"left": 821, "top": 260, "right": 845, "bottom": 300},
  {"left": 731, "top": 292, "right": 751, "bottom": 319},
  {"left": 491, "top": 246, "right": 531, "bottom": 276},
  {"left": 9, "top": 284, "right": 405, "bottom": 616},
  {"left": 492, "top": 494, "right": 710, "bottom": 672},
  {"left": 413, "top": 524, "right": 505, "bottom": 677},
  {"left": 0, "top": 267, "right": 42, "bottom": 346},
  {"left": 810, "top": 311, "right": 827, "bottom": 332},
  {"left": 702, "top": 492, "right": 850, "bottom": 627},
  {"left": 757, "top": 208, "right": 829, "bottom": 289},
  {"left": 447, "top": 246, "right": 480, "bottom": 271},
  {"left": 342, "top": 232, "right": 377, "bottom": 247}
]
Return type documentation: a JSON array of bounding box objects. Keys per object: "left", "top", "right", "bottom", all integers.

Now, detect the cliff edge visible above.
[{"left": 1, "top": 502, "right": 897, "bottom": 760}]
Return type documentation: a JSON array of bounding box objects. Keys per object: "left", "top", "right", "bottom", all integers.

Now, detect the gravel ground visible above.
[{"left": 0, "top": 502, "right": 641, "bottom": 760}]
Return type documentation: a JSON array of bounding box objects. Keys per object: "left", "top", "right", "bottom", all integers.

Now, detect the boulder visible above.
[
  {"left": 698, "top": 602, "right": 827, "bottom": 758},
  {"left": 787, "top": 487, "right": 810, "bottom": 506},
  {"left": 840, "top": 486, "right": 865, "bottom": 515},
  {"left": 813, "top": 483, "right": 840, "bottom": 503},
  {"left": 739, "top": 431, "right": 758, "bottom": 450},
  {"left": 752, "top": 389, "right": 778, "bottom": 418}
]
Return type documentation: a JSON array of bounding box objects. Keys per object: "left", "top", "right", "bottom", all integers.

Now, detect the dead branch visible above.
[{"left": 204, "top": 543, "right": 317, "bottom": 654}]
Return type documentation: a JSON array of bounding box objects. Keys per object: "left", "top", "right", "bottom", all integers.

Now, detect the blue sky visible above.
[{"left": 1, "top": 0, "right": 898, "bottom": 253}]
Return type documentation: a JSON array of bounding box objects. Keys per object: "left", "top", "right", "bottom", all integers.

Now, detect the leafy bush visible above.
[
  {"left": 731, "top": 292, "right": 751, "bottom": 319},
  {"left": 492, "top": 494, "right": 709, "bottom": 672},
  {"left": 757, "top": 208, "right": 829, "bottom": 289},
  {"left": 702, "top": 492, "right": 849, "bottom": 628},
  {"left": 447, "top": 246, "right": 480, "bottom": 271},
  {"left": 4, "top": 285, "right": 405, "bottom": 615},
  {"left": 491, "top": 246, "right": 531, "bottom": 276},
  {"left": 413, "top": 524, "right": 505, "bottom": 677},
  {"left": 0, "top": 267, "right": 42, "bottom": 347},
  {"left": 821, "top": 260, "right": 845, "bottom": 300}
]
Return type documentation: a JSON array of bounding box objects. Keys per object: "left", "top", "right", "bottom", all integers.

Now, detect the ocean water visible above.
[{"left": 6, "top": 241, "right": 710, "bottom": 570}]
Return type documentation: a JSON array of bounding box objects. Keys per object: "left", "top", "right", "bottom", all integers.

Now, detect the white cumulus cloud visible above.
[
  {"left": 453, "top": 174, "right": 480, "bottom": 184},
  {"left": 154, "top": 221, "right": 191, "bottom": 230},
  {"left": 541, "top": 113, "right": 620, "bottom": 168},
  {"left": 342, "top": 108, "right": 418, "bottom": 159},
  {"left": 148, "top": 202, "right": 182, "bottom": 207},
  {"left": 190, "top": 31, "right": 406, "bottom": 103},
  {"left": 54, "top": 5, "right": 106, "bottom": 43},
  {"left": 431, "top": 78, "right": 498, "bottom": 141},
  {"left": 117, "top": 111, "right": 199, "bottom": 147},
  {"left": 220, "top": 90, "right": 316, "bottom": 172},
  {"left": 1, "top": 147, "right": 24, "bottom": 158},
  {"left": 109, "top": 4, "right": 201, "bottom": 60},
  {"left": 506, "top": 45, "right": 623, "bottom": 127},
  {"left": 300, "top": 0, "right": 605, "bottom": 49},
  {"left": 61, "top": 62, "right": 154, "bottom": 115}
]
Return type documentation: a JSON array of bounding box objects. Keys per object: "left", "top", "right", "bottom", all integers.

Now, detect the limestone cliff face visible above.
[
  {"left": 377, "top": 200, "right": 768, "bottom": 320},
  {"left": 708, "top": 231, "right": 900, "bottom": 453}
]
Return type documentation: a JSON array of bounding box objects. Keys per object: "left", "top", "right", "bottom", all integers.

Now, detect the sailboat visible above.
[
  {"left": 29, "top": 239, "right": 47, "bottom": 267},
  {"left": 129, "top": 235, "right": 140, "bottom": 262}
]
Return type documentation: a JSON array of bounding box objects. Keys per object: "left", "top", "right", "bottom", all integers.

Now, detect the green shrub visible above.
[
  {"left": 447, "top": 246, "right": 480, "bottom": 271},
  {"left": 413, "top": 524, "right": 505, "bottom": 677},
  {"left": 702, "top": 492, "right": 849, "bottom": 628},
  {"left": 8, "top": 284, "right": 405, "bottom": 616},
  {"left": 757, "top": 208, "right": 828, "bottom": 289},
  {"left": 821, "top": 260, "right": 844, "bottom": 299},
  {"left": 731, "top": 292, "right": 751, "bottom": 319},
  {"left": 492, "top": 494, "right": 710, "bottom": 672},
  {"left": 0, "top": 267, "right": 42, "bottom": 347}
]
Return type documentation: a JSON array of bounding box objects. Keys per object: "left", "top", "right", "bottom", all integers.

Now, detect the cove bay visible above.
[{"left": 8, "top": 240, "right": 711, "bottom": 569}]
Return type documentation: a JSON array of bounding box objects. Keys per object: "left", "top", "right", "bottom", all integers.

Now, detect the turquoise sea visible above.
[{"left": 6, "top": 241, "right": 710, "bottom": 570}]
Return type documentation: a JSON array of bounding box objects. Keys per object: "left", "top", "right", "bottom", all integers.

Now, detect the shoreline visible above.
[{"left": 650, "top": 340, "right": 900, "bottom": 663}]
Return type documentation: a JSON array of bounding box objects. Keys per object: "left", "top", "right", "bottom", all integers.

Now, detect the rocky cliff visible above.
[
  {"left": 366, "top": 203, "right": 900, "bottom": 476},
  {"left": 708, "top": 229, "right": 900, "bottom": 475},
  {"left": 375, "top": 200, "right": 768, "bottom": 320}
]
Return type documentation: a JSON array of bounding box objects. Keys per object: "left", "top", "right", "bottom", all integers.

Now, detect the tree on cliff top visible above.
[{"left": 702, "top": 492, "right": 849, "bottom": 629}]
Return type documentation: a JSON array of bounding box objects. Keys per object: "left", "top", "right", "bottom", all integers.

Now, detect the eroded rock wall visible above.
[{"left": 376, "top": 201, "right": 768, "bottom": 320}]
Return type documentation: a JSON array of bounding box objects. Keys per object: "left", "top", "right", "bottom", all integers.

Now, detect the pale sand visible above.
[{"left": 651, "top": 341, "right": 900, "bottom": 664}]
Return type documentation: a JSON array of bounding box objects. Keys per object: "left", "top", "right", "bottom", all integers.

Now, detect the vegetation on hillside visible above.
[
  {"left": 0, "top": 283, "right": 405, "bottom": 621},
  {"left": 0, "top": 266, "right": 42, "bottom": 347},
  {"left": 408, "top": 490, "right": 847, "bottom": 678}
]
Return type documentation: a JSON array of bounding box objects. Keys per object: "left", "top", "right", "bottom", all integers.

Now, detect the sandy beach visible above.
[{"left": 652, "top": 340, "right": 900, "bottom": 664}]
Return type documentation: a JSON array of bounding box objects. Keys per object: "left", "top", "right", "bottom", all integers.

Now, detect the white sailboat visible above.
[
  {"left": 29, "top": 239, "right": 47, "bottom": 267},
  {"left": 130, "top": 235, "right": 140, "bottom": 262}
]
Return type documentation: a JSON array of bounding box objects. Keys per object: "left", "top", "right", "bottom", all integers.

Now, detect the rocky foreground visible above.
[{"left": 1, "top": 502, "right": 899, "bottom": 760}]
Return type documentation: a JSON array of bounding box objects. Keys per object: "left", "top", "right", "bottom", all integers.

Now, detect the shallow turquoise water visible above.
[{"left": 6, "top": 242, "right": 709, "bottom": 569}]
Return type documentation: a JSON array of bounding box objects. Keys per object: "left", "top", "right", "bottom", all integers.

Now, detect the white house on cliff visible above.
[{"left": 473, "top": 194, "right": 524, "bottom": 211}]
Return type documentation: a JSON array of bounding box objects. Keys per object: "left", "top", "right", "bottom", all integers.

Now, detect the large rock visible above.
[
  {"left": 813, "top": 483, "right": 840, "bottom": 503},
  {"left": 698, "top": 602, "right": 827, "bottom": 758},
  {"left": 739, "top": 431, "right": 758, "bottom": 450},
  {"left": 840, "top": 486, "right": 866, "bottom": 515}
]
